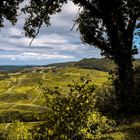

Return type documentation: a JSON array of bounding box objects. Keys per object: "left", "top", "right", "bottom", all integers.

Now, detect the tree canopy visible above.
[
  {"left": 0, "top": 0, "right": 139, "bottom": 59},
  {"left": 0, "top": 1, "right": 140, "bottom": 51}
]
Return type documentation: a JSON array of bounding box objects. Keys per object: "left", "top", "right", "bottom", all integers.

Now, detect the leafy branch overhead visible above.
[{"left": 0, "top": 1, "right": 139, "bottom": 54}]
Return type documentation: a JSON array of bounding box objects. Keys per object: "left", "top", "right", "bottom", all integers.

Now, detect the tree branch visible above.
[
  {"left": 29, "top": 0, "right": 55, "bottom": 46},
  {"left": 73, "top": 0, "right": 100, "bottom": 16}
]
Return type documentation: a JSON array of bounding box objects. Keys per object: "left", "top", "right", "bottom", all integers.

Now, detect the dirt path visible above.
[
  {"left": 5, "top": 102, "right": 48, "bottom": 109},
  {"left": 6, "top": 85, "right": 15, "bottom": 93},
  {"left": 42, "top": 74, "right": 45, "bottom": 80},
  {"left": 4, "top": 123, "right": 10, "bottom": 130},
  {"left": 7, "top": 101, "right": 22, "bottom": 111},
  {"left": 30, "top": 91, "right": 41, "bottom": 104},
  {"left": 0, "top": 85, "right": 15, "bottom": 97}
]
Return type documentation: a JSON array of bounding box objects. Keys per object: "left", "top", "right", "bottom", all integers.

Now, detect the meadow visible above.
[
  {"left": 0, "top": 66, "right": 108, "bottom": 128},
  {"left": 0, "top": 59, "right": 140, "bottom": 139}
]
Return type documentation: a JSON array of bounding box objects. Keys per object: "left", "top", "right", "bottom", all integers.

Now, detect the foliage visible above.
[
  {"left": 130, "top": 66, "right": 140, "bottom": 114},
  {"left": 31, "top": 77, "right": 96, "bottom": 139},
  {"left": 75, "top": 0, "right": 139, "bottom": 112},
  {"left": 81, "top": 111, "right": 116, "bottom": 139},
  {"left": 76, "top": 0, "right": 139, "bottom": 56},
  {"left": 94, "top": 78, "right": 140, "bottom": 117},
  {"left": 2, "top": 120, "right": 32, "bottom": 140},
  {"left": 31, "top": 78, "right": 119, "bottom": 140},
  {"left": 95, "top": 82, "right": 119, "bottom": 117},
  {"left": 0, "top": 0, "right": 24, "bottom": 28}
]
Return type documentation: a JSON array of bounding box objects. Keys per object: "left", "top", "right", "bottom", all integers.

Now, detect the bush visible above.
[
  {"left": 79, "top": 111, "right": 116, "bottom": 140},
  {"left": 31, "top": 77, "right": 96, "bottom": 140},
  {"left": 2, "top": 121, "right": 33, "bottom": 140},
  {"left": 95, "top": 82, "right": 119, "bottom": 118}
]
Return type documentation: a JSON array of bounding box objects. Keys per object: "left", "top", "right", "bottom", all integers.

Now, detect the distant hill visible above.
[
  {"left": 74, "top": 58, "right": 115, "bottom": 72},
  {"left": 0, "top": 58, "right": 140, "bottom": 73},
  {"left": 46, "top": 61, "right": 76, "bottom": 67},
  {"left": 0, "top": 66, "right": 34, "bottom": 73},
  {"left": 43, "top": 58, "right": 115, "bottom": 72},
  {"left": 75, "top": 58, "right": 140, "bottom": 72}
]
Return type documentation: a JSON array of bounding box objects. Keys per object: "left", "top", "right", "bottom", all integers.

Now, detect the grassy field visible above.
[
  {"left": 0, "top": 67, "right": 108, "bottom": 124},
  {"left": 0, "top": 65, "right": 140, "bottom": 139}
]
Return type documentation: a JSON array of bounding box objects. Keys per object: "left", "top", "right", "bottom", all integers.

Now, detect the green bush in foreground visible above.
[
  {"left": 95, "top": 83, "right": 118, "bottom": 117},
  {"left": 31, "top": 78, "right": 116, "bottom": 140},
  {"left": 3, "top": 121, "right": 33, "bottom": 140},
  {"left": 32, "top": 77, "right": 96, "bottom": 140}
]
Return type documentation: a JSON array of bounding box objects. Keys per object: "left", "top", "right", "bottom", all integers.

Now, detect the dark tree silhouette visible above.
[
  {"left": 74, "top": 0, "right": 139, "bottom": 112},
  {"left": 0, "top": 0, "right": 140, "bottom": 112}
]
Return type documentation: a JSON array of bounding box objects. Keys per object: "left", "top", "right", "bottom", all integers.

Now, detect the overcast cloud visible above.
[{"left": 0, "top": 1, "right": 139, "bottom": 65}]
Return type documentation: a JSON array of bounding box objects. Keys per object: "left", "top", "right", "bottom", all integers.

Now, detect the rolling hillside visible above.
[
  {"left": 0, "top": 58, "right": 140, "bottom": 139},
  {"left": 75, "top": 58, "right": 115, "bottom": 71},
  {"left": 75, "top": 58, "right": 140, "bottom": 72},
  {"left": 0, "top": 66, "right": 109, "bottom": 124},
  {"left": 0, "top": 56, "right": 139, "bottom": 123},
  {"left": 45, "top": 57, "right": 140, "bottom": 72}
]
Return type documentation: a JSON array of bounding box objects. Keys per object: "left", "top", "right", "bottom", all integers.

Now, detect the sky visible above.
[{"left": 0, "top": 1, "right": 140, "bottom": 65}]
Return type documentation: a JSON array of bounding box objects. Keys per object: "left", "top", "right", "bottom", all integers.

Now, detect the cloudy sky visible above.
[{"left": 0, "top": 1, "right": 139, "bottom": 65}]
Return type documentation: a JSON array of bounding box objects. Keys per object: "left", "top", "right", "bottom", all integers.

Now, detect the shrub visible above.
[
  {"left": 82, "top": 111, "right": 116, "bottom": 139},
  {"left": 3, "top": 120, "right": 33, "bottom": 140},
  {"left": 95, "top": 82, "right": 118, "bottom": 118},
  {"left": 31, "top": 77, "right": 96, "bottom": 140}
]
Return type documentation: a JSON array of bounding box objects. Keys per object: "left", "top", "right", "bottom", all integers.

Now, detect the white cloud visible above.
[
  {"left": 20, "top": 52, "right": 74, "bottom": 60},
  {"left": 50, "top": 1, "right": 79, "bottom": 29},
  {"left": 0, "top": 52, "right": 75, "bottom": 61},
  {"left": 0, "top": 1, "right": 103, "bottom": 65},
  {"left": 11, "top": 57, "right": 16, "bottom": 61},
  {"left": 32, "top": 34, "right": 68, "bottom": 46},
  {"left": 8, "top": 27, "right": 23, "bottom": 36}
]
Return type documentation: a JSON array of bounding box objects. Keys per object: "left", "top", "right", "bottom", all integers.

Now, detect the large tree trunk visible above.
[
  {"left": 114, "top": 49, "right": 134, "bottom": 113},
  {"left": 105, "top": 17, "right": 136, "bottom": 113}
]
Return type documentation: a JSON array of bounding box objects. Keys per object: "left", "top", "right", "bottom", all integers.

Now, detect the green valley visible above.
[
  {"left": 0, "top": 65, "right": 109, "bottom": 122},
  {"left": 0, "top": 58, "right": 140, "bottom": 139}
]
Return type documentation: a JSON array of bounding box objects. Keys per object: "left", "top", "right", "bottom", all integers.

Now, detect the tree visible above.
[
  {"left": 75, "top": 0, "right": 139, "bottom": 112},
  {"left": 0, "top": 0, "right": 140, "bottom": 111}
]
